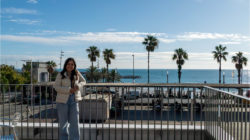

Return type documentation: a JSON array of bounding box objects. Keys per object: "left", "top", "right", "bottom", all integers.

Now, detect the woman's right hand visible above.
[{"left": 69, "top": 88, "right": 76, "bottom": 94}]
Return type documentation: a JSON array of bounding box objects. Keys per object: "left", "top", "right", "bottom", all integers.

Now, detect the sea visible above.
[{"left": 77, "top": 69, "right": 250, "bottom": 84}]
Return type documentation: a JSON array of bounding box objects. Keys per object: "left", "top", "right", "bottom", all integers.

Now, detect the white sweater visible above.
[{"left": 53, "top": 71, "right": 86, "bottom": 103}]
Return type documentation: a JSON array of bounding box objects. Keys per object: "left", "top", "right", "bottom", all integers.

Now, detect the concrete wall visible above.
[{"left": 1, "top": 125, "right": 209, "bottom": 140}]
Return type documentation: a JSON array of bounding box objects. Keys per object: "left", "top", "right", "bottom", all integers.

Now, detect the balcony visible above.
[{"left": 0, "top": 83, "right": 250, "bottom": 140}]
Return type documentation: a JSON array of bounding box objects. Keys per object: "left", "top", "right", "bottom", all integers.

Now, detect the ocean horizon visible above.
[{"left": 76, "top": 69, "right": 250, "bottom": 84}]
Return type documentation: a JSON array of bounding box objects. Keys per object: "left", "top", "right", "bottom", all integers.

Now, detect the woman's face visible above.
[{"left": 66, "top": 60, "right": 75, "bottom": 72}]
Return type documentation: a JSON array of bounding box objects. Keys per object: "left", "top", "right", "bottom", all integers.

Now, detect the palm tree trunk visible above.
[
  {"left": 107, "top": 64, "right": 109, "bottom": 82},
  {"left": 178, "top": 66, "right": 181, "bottom": 83},
  {"left": 50, "top": 73, "right": 51, "bottom": 82},
  {"left": 148, "top": 51, "right": 150, "bottom": 84},
  {"left": 91, "top": 62, "right": 94, "bottom": 83},
  {"left": 238, "top": 69, "right": 241, "bottom": 84},
  {"left": 219, "top": 60, "right": 221, "bottom": 84}
]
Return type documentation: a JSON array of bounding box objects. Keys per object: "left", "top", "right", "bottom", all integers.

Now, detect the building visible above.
[{"left": 26, "top": 62, "right": 49, "bottom": 83}]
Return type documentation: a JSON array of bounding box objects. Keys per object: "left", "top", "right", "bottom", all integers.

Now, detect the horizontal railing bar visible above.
[
  {"left": 0, "top": 122, "right": 204, "bottom": 130},
  {"left": 205, "top": 86, "right": 250, "bottom": 101},
  {"left": 1, "top": 83, "right": 250, "bottom": 88}
]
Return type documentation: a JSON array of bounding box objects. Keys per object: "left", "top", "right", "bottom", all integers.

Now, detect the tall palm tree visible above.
[
  {"left": 103, "top": 49, "right": 115, "bottom": 82},
  {"left": 86, "top": 46, "right": 100, "bottom": 68},
  {"left": 172, "top": 48, "right": 188, "bottom": 83},
  {"left": 232, "top": 52, "right": 248, "bottom": 84},
  {"left": 142, "top": 35, "right": 159, "bottom": 83},
  {"left": 212, "top": 44, "right": 228, "bottom": 84},
  {"left": 86, "top": 46, "right": 100, "bottom": 82},
  {"left": 46, "top": 61, "right": 57, "bottom": 82}
]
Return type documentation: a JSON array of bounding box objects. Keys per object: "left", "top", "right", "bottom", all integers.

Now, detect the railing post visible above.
[{"left": 191, "top": 88, "right": 194, "bottom": 125}]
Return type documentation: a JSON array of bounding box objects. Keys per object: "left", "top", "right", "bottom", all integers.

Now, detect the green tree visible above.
[
  {"left": 85, "top": 66, "right": 101, "bottom": 83},
  {"left": 21, "top": 63, "right": 31, "bottom": 84},
  {"left": 212, "top": 44, "right": 228, "bottom": 84},
  {"left": 142, "top": 35, "right": 159, "bottom": 83},
  {"left": 100, "top": 67, "right": 107, "bottom": 83},
  {"left": 172, "top": 48, "right": 188, "bottom": 83},
  {"left": 0, "top": 64, "right": 25, "bottom": 85},
  {"left": 22, "top": 63, "right": 31, "bottom": 72},
  {"left": 103, "top": 49, "right": 115, "bottom": 82},
  {"left": 109, "top": 69, "right": 121, "bottom": 83},
  {"left": 232, "top": 52, "right": 248, "bottom": 84},
  {"left": 86, "top": 46, "right": 100, "bottom": 82},
  {"left": 46, "top": 61, "right": 57, "bottom": 81}
]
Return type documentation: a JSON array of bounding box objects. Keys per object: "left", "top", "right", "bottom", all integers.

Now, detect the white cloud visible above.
[
  {"left": 0, "top": 35, "right": 73, "bottom": 45},
  {"left": 219, "top": 41, "right": 241, "bottom": 45},
  {"left": 1, "top": 31, "right": 250, "bottom": 48},
  {"left": 1, "top": 8, "right": 37, "bottom": 15},
  {"left": 177, "top": 32, "right": 250, "bottom": 42},
  {"left": 8, "top": 19, "right": 40, "bottom": 25},
  {"left": 27, "top": 0, "right": 38, "bottom": 4},
  {"left": 0, "top": 32, "right": 175, "bottom": 45}
]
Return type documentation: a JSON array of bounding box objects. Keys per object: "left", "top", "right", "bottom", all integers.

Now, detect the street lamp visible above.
[
  {"left": 21, "top": 59, "right": 32, "bottom": 85},
  {"left": 132, "top": 54, "right": 135, "bottom": 83}
]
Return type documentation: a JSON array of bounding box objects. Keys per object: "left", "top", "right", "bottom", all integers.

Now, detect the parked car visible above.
[
  {"left": 10, "top": 94, "right": 23, "bottom": 103},
  {"left": 122, "top": 91, "right": 140, "bottom": 100},
  {"left": 23, "top": 95, "right": 40, "bottom": 104}
]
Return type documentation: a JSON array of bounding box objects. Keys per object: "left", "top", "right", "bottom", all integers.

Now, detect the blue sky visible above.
[{"left": 1, "top": 0, "right": 250, "bottom": 70}]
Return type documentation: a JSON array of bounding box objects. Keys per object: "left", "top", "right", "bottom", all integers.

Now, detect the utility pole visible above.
[
  {"left": 59, "top": 50, "right": 64, "bottom": 70},
  {"left": 97, "top": 58, "right": 100, "bottom": 69},
  {"left": 132, "top": 54, "right": 135, "bottom": 83}
]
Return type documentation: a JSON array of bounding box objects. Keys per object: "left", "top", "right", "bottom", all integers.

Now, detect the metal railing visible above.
[
  {"left": 204, "top": 86, "right": 250, "bottom": 140},
  {"left": 0, "top": 83, "right": 249, "bottom": 140}
]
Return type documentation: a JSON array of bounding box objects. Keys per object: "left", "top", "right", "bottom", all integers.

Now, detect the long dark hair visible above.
[{"left": 60, "top": 57, "right": 78, "bottom": 82}]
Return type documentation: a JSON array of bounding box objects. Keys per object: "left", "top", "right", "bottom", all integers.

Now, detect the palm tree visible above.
[
  {"left": 232, "top": 52, "right": 248, "bottom": 84},
  {"left": 86, "top": 46, "right": 100, "bottom": 68},
  {"left": 46, "top": 61, "right": 57, "bottom": 81},
  {"left": 142, "top": 35, "right": 159, "bottom": 83},
  {"left": 22, "top": 63, "right": 31, "bottom": 72},
  {"left": 86, "top": 46, "right": 100, "bottom": 82},
  {"left": 109, "top": 69, "right": 121, "bottom": 83},
  {"left": 172, "top": 48, "right": 188, "bottom": 83},
  {"left": 85, "top": 66, "right": 100, "bottom": 83},
  {"left": 103, "top": 49, "right": 115, "bottom": 82},
  {"left": 100, "top": 67, "right": 107, "bottom": 82},
  {"left": 212, "top": 44, "right": 228, "bottom": 84}
]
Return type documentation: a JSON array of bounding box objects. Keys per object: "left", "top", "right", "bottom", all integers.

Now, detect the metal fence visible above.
[{"left": 0, "top": 83, "right": 249, "bottom": 140}]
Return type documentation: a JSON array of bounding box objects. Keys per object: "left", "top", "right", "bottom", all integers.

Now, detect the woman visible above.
[{"left": 54, "top": 57, "right": 86, "bottom": 140}]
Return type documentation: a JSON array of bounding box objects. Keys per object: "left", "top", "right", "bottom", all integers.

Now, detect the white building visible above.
[{"left": 26, "top": 62, "right": 49, "bottom": 83}]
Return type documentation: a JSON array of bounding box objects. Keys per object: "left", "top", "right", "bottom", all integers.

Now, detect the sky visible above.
[{"left": 1, "top": 0, "right": 250, "bottom": 70}]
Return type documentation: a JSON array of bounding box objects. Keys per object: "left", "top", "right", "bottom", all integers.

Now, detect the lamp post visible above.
[
  {"left": 132, "top": 54, "right": 135, "bottom": 83},
  {"left": 223, "top": 72, "right": 225, "bottom": 84},
  {"left": 22, "top": 59, "right": 32, "bottom": 85},
  {"left": 22, "top": 59, "right": 33, "bottom": 109},
  {"left": 59, "top": 50, "right": 64, "bottom": 70}
]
